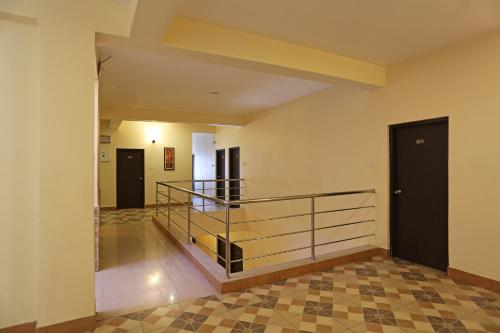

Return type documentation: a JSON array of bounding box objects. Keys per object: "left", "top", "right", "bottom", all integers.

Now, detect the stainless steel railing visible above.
[{"left": 155, "top": 179, "right": 375, "bottom": 279}]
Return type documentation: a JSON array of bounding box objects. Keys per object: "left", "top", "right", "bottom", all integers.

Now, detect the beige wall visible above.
[
  {"left": 237, "top": 30, "right": 500, "bottom": 281},
  {"left": 0, "top": 18, "right": 39, "bottom": 329},
  {"left": 236, "top": 86, "right": 377, "bottom": 264},
  {"left": 371, "top": 30, "right": 500, "bottom": 281},
  {"left": 0, "top": 0, "right": 138, "bottom": 329},
  {"left": 99, "top": 121, "right": 214, "bottom": 207}
]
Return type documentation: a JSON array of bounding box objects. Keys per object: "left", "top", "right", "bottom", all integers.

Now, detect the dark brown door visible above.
[
  {"left": 390, "top": 117, "right": 448, "bottom": 271},
  {"left": 116, "top": 149, "right": 144, "bottom": 209},
  {"left": 229, "top": 147, "right": 240, "bottom": 208},
  {"left": 215, "top": 149, "right": 225, "bottom": 200}
]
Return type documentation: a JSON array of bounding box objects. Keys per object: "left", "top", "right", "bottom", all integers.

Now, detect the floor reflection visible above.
[{"left": 95, "top": 208, "right": 217, "bottom": 319}]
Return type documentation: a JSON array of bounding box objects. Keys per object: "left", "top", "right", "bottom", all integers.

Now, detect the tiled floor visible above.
[
  {"left": 94, "top": 255, "right": 500, "bottom": 333},
  {"left": 96, "top": 208, "right": 217, "bottom": 319}
]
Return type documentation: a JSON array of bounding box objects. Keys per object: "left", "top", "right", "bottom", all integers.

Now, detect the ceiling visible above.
[
  {"left": 97, "top": 0, "right": 500, "bottom": 122},
  {"left": 176, "top": 0, "right": 500, "bottom": 65},
  {"left": 98, "top": 45, "right": 330, "bottom": 115}
]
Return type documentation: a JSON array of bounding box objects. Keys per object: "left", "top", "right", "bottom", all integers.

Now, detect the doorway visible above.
[
  {"left": 390, "top": 117, "right": 448, "bottom": 271},
  {"left": 229, "top": 147, "right": 240, "bottom": 208},
  {"left": 116, "top": 148, "right": 144, "bottom": 209},
  {"left": 215, "top": 149, "right": 225, "bottom": 200}
]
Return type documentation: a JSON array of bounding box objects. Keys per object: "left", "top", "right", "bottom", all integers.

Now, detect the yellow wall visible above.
[
  {"left": 237, "top": 30, "right": 500, "bottom": 281},
  {"left": 99, "top": 121, "right": 214, "bottom": 207},
  {"left": 0, "top": 18, "right": 39, "bottom": 328},
  {"left": 0, "top": 0, "right": 138, "bottom": 329}
]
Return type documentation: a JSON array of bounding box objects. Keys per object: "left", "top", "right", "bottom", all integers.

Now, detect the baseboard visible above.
[
  {"left": 36, "top": 315, "right": 95, "bottom": 333},
  {"left": 0, "top": 322, "right": 36, "bottom": 333},
  {"left": 99, "top": 206, "right": 117, "bottom": 211},
  {"left": 0, "top": 315, "right": 95, "bottom": 333},
  {"left": 448, "top": 267, "right": 500, "bottom": 293}
]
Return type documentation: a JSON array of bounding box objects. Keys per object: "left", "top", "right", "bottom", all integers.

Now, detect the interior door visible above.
[
  {"left": 116, "top": 149, "right": 144, "bottom": 209},
  {"left": 390, "top": 117, "right": 448, "bottom": 271},
  {"left": 229, "top": 147, "right": 240, "bottom": 208},
  {"left": 215, "top": 149, "right": 225, "bottom": 200}
]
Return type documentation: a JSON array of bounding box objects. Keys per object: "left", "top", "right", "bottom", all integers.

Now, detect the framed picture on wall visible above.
[{"left": 164, "top": 147, "right": 175, "bottom": 170}]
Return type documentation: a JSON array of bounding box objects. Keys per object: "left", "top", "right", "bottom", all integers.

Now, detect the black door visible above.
[
  {"left": 390, "top": 117, "right": 448, "bottom": 271},
  {"left": 229, "top": 147, "right": 240, "bottom": 208},
  {"left": 116, "top": 149, "right": 145, "bottom": 209},
  {"left": 215, "top": 149, "right": 225, "bottom": 200}
]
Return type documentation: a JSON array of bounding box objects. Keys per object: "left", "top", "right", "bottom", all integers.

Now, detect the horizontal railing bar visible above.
[
  {"left": 158, "top": 184, "right": 226, "bottom": 204},
  {"left": 194, "top": 187, "right": 245, "bottom": 190},
  {"left": 167, "top": 196, "right": 225, "bottom": 224},
  {"left": 158, "top": 189, "right": 224, "bottom": 204},
  {"left": 157, "top": 209, "right": 225, "bottom": 261},
  {"left": 169, "top": 206, "right": 190, "bottom": 222},
  {"left": 231, "top": 245, "right": 311, "bottom": 263},
  {"left": 231, "top": 212, "right": 310, "bottom": 225},
  {"left": 157, "top": 210, "right": 188, "bottom": 235},
  {"left": 229, "top": 189, "right": 376, "bottom": 205},
  {"left": 314, "top": 219, "right": 375, "bottom": 231},
  {"left": 159, "top": 178, "right": 244, "bottom": 184},
  {"left": 315, "top": 205, "right": 375, "bottom": 215},
  {"left": 232, "top": 229, "right": 311, "bottom": 244},
  {"left": 189, "top": 220, "right": 221, "bottom": 239},
  {"left": 157, "top": 191, "right": 170, "bottom": 199},
  {"left": 314, "top": 233, "right": 375, "bottom": 248},
  {"left": 190, "top": 237, "right": 228, "bottom": 262},
  {"left": 159, "top": 182, "right": 374, "bottom": 206}
]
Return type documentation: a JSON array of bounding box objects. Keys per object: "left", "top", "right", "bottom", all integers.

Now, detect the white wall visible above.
[
  {"left": 0, "top": 18, "right": 39, "bottom": 329},
  {"left": 192, "top": 133, "right": 215, "bottom": 194}
]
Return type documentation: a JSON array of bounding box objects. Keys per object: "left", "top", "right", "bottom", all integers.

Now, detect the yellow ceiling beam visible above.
[
  {"left": 164, "top": 17, "right": 386, "bottom": 88},
  {"left": 100, "top": 105, "right": 246, "bottom": 126}
]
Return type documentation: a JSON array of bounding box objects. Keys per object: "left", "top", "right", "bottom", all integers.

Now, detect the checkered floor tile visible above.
[
  {"left": 93, "top": 256, "right": 500, "bottom": 333},
  {"left": 100, "top": 208, "right": 155, "bottom": 225}
]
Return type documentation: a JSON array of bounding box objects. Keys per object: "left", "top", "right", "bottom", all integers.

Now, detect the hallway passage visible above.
[{"left": 96, "top": 208, "right": 217, "bottom": 319}]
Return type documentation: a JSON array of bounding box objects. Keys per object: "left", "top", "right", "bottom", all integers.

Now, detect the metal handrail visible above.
[{"left": 155, "top": 179, "right": 375, "bottom": 279}]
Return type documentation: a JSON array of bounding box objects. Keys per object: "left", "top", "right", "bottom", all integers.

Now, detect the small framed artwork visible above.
[{"left": 164, "top": 147, "right": 175, "bottom": 170}]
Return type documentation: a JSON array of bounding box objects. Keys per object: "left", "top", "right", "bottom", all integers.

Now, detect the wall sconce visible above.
[{"left": 146, "top": 126, "right": 160, "bottom": 144}]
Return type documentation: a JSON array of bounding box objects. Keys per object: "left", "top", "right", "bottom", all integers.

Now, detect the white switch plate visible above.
[{"left": 99, "top": 150, "right": 110, "bottom": 162}]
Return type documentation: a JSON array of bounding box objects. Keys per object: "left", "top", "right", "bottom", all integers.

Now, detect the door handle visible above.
[
  {"left": 139, "top": 177, "right": 143, "bottom": 180},
  {"left": 394, "top": 189, "right": 402, "bottom": 195}
]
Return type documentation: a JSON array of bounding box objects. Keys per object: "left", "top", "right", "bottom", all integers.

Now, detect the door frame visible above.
[
  {"left": 116, "top": 148, "right": 145, "bottom": 209},
  {"left": 389, "top": 116, "right": 449, "bottom": 257}
]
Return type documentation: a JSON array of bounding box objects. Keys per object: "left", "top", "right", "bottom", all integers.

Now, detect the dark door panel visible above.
[
  {"left": 390, "top": 118, "right": 448, "bottom": 271},
  {"left": 229, "top": 147, "right": 240, "bottom": 208},
  {"left": 216, "top": 149, "right": 225, "bottom": 200},
  {"left": 116, "top": 149, "right": 145, "bottom": 209}
]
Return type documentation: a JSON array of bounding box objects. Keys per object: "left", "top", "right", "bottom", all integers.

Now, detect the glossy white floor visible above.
[{"left": 95, "top": 208, "right": 217, "bottom": 319}]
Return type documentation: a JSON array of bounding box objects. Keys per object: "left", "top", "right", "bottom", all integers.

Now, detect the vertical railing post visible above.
[
  {"left": 155, "top": 182, "right": 158, "bottom": 216},
  {"left": 311, "top": 197, "right": 316, "bottom": 260},
  {"left": 167, "top": 186, "right": 171, "bottom": 229},
  {"left": 225, "top": 203, "right": 231, "bottom": 279},
  {"left": 187, "top": 193, "right": 192, "bottom": 244},
  {"left": 202, "top": 181, "right": 205, "bottom": 212}
]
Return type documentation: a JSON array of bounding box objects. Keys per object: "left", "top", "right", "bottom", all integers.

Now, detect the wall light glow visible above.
[{"left": 146, "top": 126, "right": 161, "bottom": 144}]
